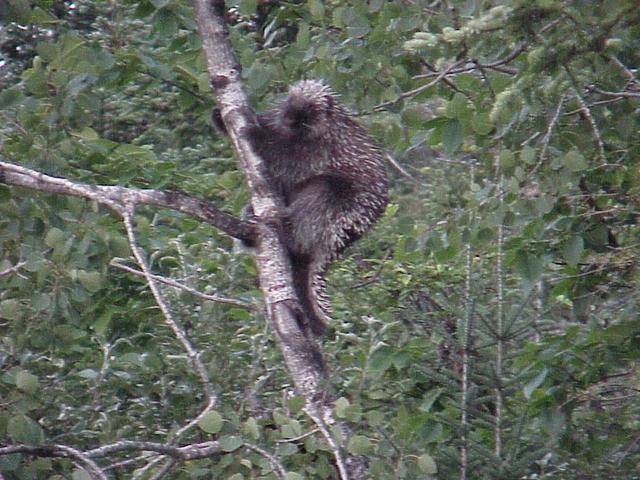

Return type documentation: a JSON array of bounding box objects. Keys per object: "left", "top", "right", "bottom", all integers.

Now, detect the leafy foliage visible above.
[{"left": 1, "top": 0, "right": 640, "bottom": 479}]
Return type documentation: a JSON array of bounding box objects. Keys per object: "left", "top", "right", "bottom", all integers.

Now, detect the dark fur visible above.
[{"left": 217, "top": 80, "right": 388, "bottom": 334}]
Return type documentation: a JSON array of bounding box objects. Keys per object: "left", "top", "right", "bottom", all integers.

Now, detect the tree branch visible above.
[
  {"left": 0, "top": 445, "right": 108, "bottom": 480},
  {"left": 0, "top": 261, "right": 26, "bottom": 278},
  {"left": 0, "top": 160, "right": 256, "bottom": 243},
  {"left": 0, "top": 440, "right": 222, "bottom": 461},
  {"left": 110, "top": 258, "right": 253, "bottom": 310}
]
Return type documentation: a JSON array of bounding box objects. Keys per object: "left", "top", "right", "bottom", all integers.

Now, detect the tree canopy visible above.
[{"left": 1, "top": 0, "right": 639, "bottom": 479}]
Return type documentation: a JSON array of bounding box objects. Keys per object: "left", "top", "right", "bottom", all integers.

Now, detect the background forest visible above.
[{"left": 1, "top": 0, "right": 640, "bottom": 479}]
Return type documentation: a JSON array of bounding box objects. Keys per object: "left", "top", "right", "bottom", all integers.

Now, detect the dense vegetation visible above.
[{"left": 1, "top": 0, "right": 639, "bottom": 478}]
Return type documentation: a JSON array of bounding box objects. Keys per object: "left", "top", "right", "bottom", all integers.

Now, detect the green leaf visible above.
[
  {"left": 281, "top": 419, "right": 303, "bottom": 439},
  {"left": 564, "top": 150, "right": 587, "bottom": 172},
  {"left": 8, "top": 415, "right": 45, "bottom": 443},
  {"left": 308, "top": 0, "right": 325, "bottom": 19},
  {"left": 401, "top": 107, "right": 427, "bottom": 128},
  {"left": 31, "top": 293, "right": 51, "bottom": 311},
  {"left": 369, "top": 348, "right": 394, "bottom": 373},
  {"left": 16, "top": 370, "right": 39, "bottom": 394},
  {"left": 239, "top": 0, "right": 257, "bottom": 15},
  {"left": 417, "top": 453, "right": 438, "bottom": 474},
  {"left": 343, "top": 7, "right": 370, "bottom": 38},
  {"left": 446, "top": 93, "right": 471, "bottom": 120},
  {"left": 219, "top": 435, "right": 243, "bottom": 452},
  {"left": 521, "top": 145, "right": 536, "bottom": 164},
  {"left": 198, "top": 411, "right": 224, "bottom": 434},
  {"left": 442, "top": 119, "right": 463, "bottom": 154},
  {"left": 500, "top": 149, "right": 515, "bottom": 171},
  {"left": 242, "top": 417, "right": 260, "bottom": 440},
  {"left": 72, "top": 127, "right": 99, "bottom": 141},
  {"left": 563, "top": 235, "right": 584, "bottom": 267},
  {"left": 515, "top": 252, "right": 542, "bottom": 283},
  {"left": 0, "top": 86, "right": 24, "bottom": 108},
  {"left": 418, "top": 388, "right": 443, "bottom": 412},
  {"left": 45, "top": 227, "right": 66, "bottom": 248},
  {"left": 77, "top": 270, "right": 102, "bottom": 293},
  {"left": 284, "top": 473, "right": 304, "bottom": 480},
  {"left": 366, "top": 409, "right": 384, "bottom": 427},
  {"left": 347, "top": 435, "right": 373, "bottom": 455},
  {"left": 344, "top": 403, "right": 363, "bottom": 423},
  {"left": 523, "top": 368, "right": 548, "bottom": 400},
  {"left": 334, "top": 397, "right": 350, "bottom": 418},
  {"left": 0, "top": 299, "right": 21, "bottom": 320},
  {"left": 77, "top": 369, "right": 99, "bottom": 380},
  {"left": 153, "top": 7, "right": 178, "bottom": 37},
  {"left": 72, "top": 470, "right": 92, "bottom": 480},
  {"left": 471, "top": 112, "right": 494, "bottom": 135},
  {"left": 287, "top": 395, "right": 305, "bottom": 414}
]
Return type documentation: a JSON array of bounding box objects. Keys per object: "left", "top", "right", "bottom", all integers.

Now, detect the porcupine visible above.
[{"left": 217, "top": 80, "right": 388, "bottom": 335}]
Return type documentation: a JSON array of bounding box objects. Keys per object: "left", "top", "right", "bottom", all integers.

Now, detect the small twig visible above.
[
  {"left": 420, "top": 59, "right": 464, "bottom": 95},
  {"left": 385, "top": 153, "right": 417, "bottom": 182},
  {"left": 607, "top": 55, "right": 636, "bottom": 81},
  {"left": 573, "top": 91, "right": 606, "bottom": 166},
  {"left": 560, "top": 64, "right": 609, "bottom": 168},
  {"left": 242, "top": 322, "right": 272, "bottom": 417},
  {"left": 147, "top": 459, "right": 176, "bottom": 480},
  {"left": 276, "top": 427, "right": 320, "bottom": 443},
  {"left": 103, "top": 454, "right": 154, "bottom": 471},
  {"left": 304, "top": 403, "right": 351, "bottom": 480},
  {"left": 374, "top": 60, "right": 466, "bottom": 112},
  {"left": 587, "top": 85, "right": 640, "bottom": 99},
  {"left": 170, "top": 396, "right": 218, "bottom": 443},
  {"left": 244, "top": 443, "right": 287, "bottom": 479},
  {"left": 530, "top": 94, "right": 566, "bottom": 176},
  {"left": 564, "top": 97, "right": 624, "bottom": 114},
  {"left": 132, "top": 455, "right": 166, "bottom": 480},
  {"left": 353, "top": 249, "right": 392, "bottom": 288},
  {"left": 0, "top": 261, "right": 26, "bottom": 278},
  {"left": 413, "top": 43, "right": 527, "bottom": 81},
  {"left": 110, "top": 258, "right": 253, "bottom": 310}
]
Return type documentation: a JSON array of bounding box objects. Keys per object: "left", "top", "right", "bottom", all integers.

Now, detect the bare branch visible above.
[
  {"left": 607, "top": 55, "right": 637, "bottom": 82},
  {"left": 122, "top": 209, "right": 218, "bottom": 414},
  {"left": 587, "top": 85, "right": 640, "bottom": 99},
  {"left": 110, "top": 258, "right": 253, "bottom": 310},
  {"left": 530, "top": 94, "right": 566, "bottom": 176},
  {"left": 244, "top": 443, "right": 287, "bottom": 479},
  {"left": 0, "top": 445, "right": 107, "bottom": 480},
  {"left": 413, "top": 43, "right": 527, "bottom": 81},
  {"left": 147, "top": 459, "right": 176, "bottom": 480},
  {"left": 1, "top": 440, "right": 287, "bottom": 479},
  {"left": 0, "top": 160, "right": 256, "bottom": 243},
  {"left": 385, "top": 153, "right": 416, "bottom": 182},
  {"left": 573, "top": 90, "right": 607, "bottom": 166},
  {"left": 374, "top": 60, "right": 466, "bottom": 112},
  {"left": 0, "top": 261, "right": 26, "bottom": 278}
]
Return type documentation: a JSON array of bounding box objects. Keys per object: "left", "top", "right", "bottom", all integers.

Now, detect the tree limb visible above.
[
  {"left": 110, "top": 258, "right": 253, "bottom": 310},
  {"left": 0, "top": 160, "right": 256, "bottom": 243}
]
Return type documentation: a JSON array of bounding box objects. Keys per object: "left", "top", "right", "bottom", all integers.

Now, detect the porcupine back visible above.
[{"left": 247, "top": 80, "right": 388, "bottom": 334}]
